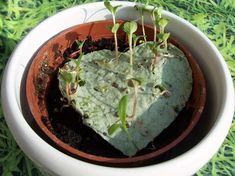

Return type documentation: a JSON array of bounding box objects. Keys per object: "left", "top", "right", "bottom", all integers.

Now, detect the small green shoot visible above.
[
  {"left": 148, "top": 43, "right": 161, "bottom": 70},
  {"left": 118, "top": 95, "right": 129, "bottom": 129},
  {"left": 59, "top": 51, "right": 85, "bottom": 106},
  {"left": 134, "top": 0, "right": 149, "bottom": 42},
  {"left": 108, "top": 95, "right": 129, "bottom": 136},
  {"left": 104, "top": 0, "right": 122, "bottom": 60},
  {"left": 123, "top": 21, "right": 138, "bottom": 75},
  {"left": 75, "top": 40, "right": 85, "bottom": 54},
  {"left": 132, "top": 34, "right": 143, "bottom": 50},
  {"left": 127, "top": 78, "right": 142, "bottom": 119},
  {"left": 150, "top": 6, "right": 170, "bottom": 50},
  {"left": 158, "top": 18, "right": 169, "bottom": 33},
  {"left": 154, "top": 16, "right": 170, "bottom": 50},
  {"left": 157, "top": 32, "right": 170, "bottom": 50},
  {"left": 151, "top": 6, "right": 163, "bottom": 42},
  {"left": 58, "top": 68, "right": 74, "bottom": 107}
]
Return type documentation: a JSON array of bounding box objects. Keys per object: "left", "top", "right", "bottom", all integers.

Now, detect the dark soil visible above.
[{"left": 45, "top": 36, "right": 193, "bottom": 158}]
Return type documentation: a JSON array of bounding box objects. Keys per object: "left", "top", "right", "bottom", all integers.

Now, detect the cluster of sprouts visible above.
[
  {"left": 59, "top": 1, "right": 170, "bottom": 139},
  {"left": 104, "top": 0, "right": 170, "bottom": 136}
]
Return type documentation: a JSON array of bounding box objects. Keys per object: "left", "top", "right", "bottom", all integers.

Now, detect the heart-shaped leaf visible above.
[{"left": 123, "top": 21, "right": 138, "bottom": 36}]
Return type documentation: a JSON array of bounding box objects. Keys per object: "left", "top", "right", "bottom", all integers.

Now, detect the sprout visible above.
[
  {"left": 108, "top": 95, "right": 129, "bottom": 135},
  {"left": 157, "top": 18, "right": 169, "bottom": 33},
  {"left": 104, "top": 0, "right": 122, "bottom": 60},
  {"left": 151, "top": 6, "right": 163, "bottom": 42},
  {"left": 134, "top": 0, "right": 149, "bottom": 42},
  {"left": 157, "top": 32, "right": 170, "bottom": 50},
  {"left": 127, "top": 77, "right": 143, "bottom": 119},
  {"left": 75, "top": 40, "right": 85, "bottom": 54},
  {"left": 123, "top": 21, "right": 138, "bottom": 75},
  {"left": 132, "top": 34, "right": 143, "bottom": 50}
]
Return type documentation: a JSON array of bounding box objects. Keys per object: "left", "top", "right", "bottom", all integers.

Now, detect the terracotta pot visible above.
[{"left": 25, "top": 19, "right": 206, "bottom": 166}]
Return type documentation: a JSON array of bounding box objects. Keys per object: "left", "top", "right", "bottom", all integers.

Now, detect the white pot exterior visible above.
[{"left": 1, "top": 1, "right": 234, "bottom": 176}]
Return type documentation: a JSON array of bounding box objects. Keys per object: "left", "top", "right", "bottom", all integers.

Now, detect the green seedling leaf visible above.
[
  {"left": 112, "top": 23, "right": 120, "bottom": 33},
  {"left": 134, "top": 5, "right": 146, "bottom": 13},
  {"left": 104, "top": 0, "right": 122, "bottom": 14},
  {"left": 154, "top": 6, "right": 163, "bottom": 18},
  {"left": 158, "top": 18, "right": 169, "bottom": 29},
  {"left": 149, "top": 43, "right": 161, "bottom": 54},
  {"left": 118, "top": 95, "right": 129, "bottom": 127},
  {"left": 123, "top": 21, "right": 138, "bottom": 75},
  {"left": 104, "top": 0, "right": 113, "bottom": 13},
  {"left": 59, "top": 69, "right": 72, "bottom": 83},
  {"left": 123, "top": 21, "right": 138, "bottom": 36},
  {"left": 108, "top": 123, "right": 121, "bottom": 135},
  {"left": 134, "top": 0, "right": 149, "bottom": 13},
  {"left": 157, "top": 33, "right": 170, "bottom": 42},
  {"left": 113, "top": 5, "right": 122, "bottom": 14},
  {"left": 162, "top": 32, "right": 170, "bottom": 41},
  {"left": 134, "top": 1, "right": 149, "bottom": 42},
  {"left": 133, "top": 34, "right": 144, "bottom": 48},
  {"left": 104, "top": 0, "right": 121, "bottom": 60}
]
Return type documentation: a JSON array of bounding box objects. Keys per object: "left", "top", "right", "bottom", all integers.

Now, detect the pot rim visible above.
[{"left": 1, "top": 1, "right": 234, "bottom": 176}]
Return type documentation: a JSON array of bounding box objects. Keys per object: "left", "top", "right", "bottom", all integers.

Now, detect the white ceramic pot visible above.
[{"left": 1, "top": 1, "right": 234, "bottom": 176}]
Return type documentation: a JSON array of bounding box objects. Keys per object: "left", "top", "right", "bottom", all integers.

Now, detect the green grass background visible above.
[{"left": 0, "top": 0, "right": 234, "bottom": 175}]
